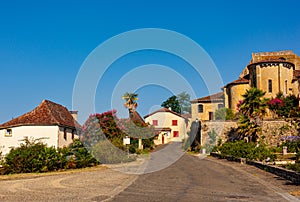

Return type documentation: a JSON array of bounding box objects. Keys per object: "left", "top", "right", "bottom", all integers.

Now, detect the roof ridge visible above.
[
  {"left": 43, "top": 100, "right": 61, "bottom": 125},
  {"left": 144, "top": 107, "right": 186, "bottom": 119}
]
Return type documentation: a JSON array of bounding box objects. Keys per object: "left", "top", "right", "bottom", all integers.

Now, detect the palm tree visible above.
[
  {"left": 122, "top": 92, "right": 138, "bottom": 111},
  {"left": 238, "top": 88, "right": 268, "bottom": 142},
  {"left": 239, "top": 88, "right": 268, "bottom": 118}
]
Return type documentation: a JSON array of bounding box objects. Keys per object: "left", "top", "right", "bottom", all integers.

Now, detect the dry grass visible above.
[
  {"left": 0, "top": 165, "right": 107, "bottom": 181},
  {"left": 290, "top": 190, "right": 300, "bottom": 196}
]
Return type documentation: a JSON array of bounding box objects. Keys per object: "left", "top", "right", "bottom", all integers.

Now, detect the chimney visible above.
[
  {"left": 168, "top": 107, "right": 172, "bottom": 111},
  {"left": 70, "top": 111, "right": 78, "bottom": 121}
]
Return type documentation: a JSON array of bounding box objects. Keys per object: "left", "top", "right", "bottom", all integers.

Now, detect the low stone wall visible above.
[
  {"left": 211, "top": 152, "right": 300, "bottom": 184},
  {"left": 201, "top": 121, "right": 238, "bottom": 145},
  {"left": 201, "top": 119, "right": 298, "bottom": 146}
]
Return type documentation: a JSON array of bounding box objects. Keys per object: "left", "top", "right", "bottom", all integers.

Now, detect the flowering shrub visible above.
[
  {"left": 80, "top": 110, "right": 155, "bottom": 163},
  {"left": 267, "top": 98, "right": 284, "bottom": 106},
  {"left": 267, "top": 98, "right": 284, "bottom": 117},
  {"left": 236, "top": 100, "right": 243, "bottom": 111},
  {"left": 267, "top": 94, "right": 299, "bottom": 118}
]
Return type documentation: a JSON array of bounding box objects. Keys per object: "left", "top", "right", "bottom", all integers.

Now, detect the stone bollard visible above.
[
  {"left": 283, "top": 146, "right": 288, "bottom": 155},
  {"left": 202, "top": 148, "right": 206, "bottom": 154}
]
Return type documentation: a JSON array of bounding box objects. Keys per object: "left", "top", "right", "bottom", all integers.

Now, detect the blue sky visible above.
[{"left": 0, "top": 0, "right": 300, "bottom": 124}]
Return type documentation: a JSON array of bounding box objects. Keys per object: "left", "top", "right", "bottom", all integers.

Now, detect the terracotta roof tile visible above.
[
  {"left": 224, "top": 77, "right": 249, "bottom": 87},
  {"left": 0, "top": 100, "right": 80, "bottom": 129},
  {"left": 144, "top": 108, "right": 186, "bottom": 119},
  {"left": 294, "top": 70, "right": 300, "bottom": 78},
  {"left": 190, "top": 92, "right": 224, "bottom": 103},
  {"left": 129, "top": 110, "right": 147, "bottom": 127},
  {"left": 293, "top": 70, "right": 300, "bottom": 81}
]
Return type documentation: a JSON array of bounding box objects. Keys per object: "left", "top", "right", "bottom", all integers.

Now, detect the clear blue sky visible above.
[{"left": 1, "top": 0, "right": 300, "bottom": 124}]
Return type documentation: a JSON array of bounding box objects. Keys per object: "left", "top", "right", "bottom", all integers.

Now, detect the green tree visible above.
[
  {"left": 215, "top": 108, "right": 234, "bottom": 120},
  {"left": 161, "top": 95, "right": 181, "bottom": 114},
  {"left": 238, "top": 88, "right": 268, "bottom": 142},
  {"left": 177, "top": 91, "right": 191, "bottom": 114}
]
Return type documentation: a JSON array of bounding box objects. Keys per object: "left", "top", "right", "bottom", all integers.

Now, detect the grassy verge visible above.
[{"left": 0, "top": 165, "right": 106, "bottom": 181}]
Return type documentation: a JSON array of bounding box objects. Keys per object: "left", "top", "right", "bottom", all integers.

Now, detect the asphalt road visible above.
[
  {"left": 111, "top": 155, "right": 300, "bottom": 202},
  {"left": 0, "top": 153, "right": 298, "bottom": 201}
]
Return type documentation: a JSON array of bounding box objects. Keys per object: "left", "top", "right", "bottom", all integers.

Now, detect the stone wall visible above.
[
  {"left": 201, "top": 119, "right": 299, "bottom": 146},
  {"left": 211, "top": 152, "right": 300, "bottom": 185}
]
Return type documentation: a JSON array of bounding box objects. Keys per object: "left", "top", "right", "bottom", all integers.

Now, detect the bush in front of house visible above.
[
  {"left": 217, "top": 140, "right": 275, "bottom": 161},
  {"left": 91, "top": 140, "right": 135, "bottom": 164},
  {"left": 65, "top": 139, "right": 98, "bottom": 169},
  {"left": 2, "top": 137, "right": 98, "bottom": 174}
]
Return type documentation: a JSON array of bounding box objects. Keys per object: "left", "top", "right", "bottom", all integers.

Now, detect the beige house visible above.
[
  {"left": 191, "top": 50, "right": 300, "bottom": 121},
  {"left": 191, "top": 92, "right": 224, "bottom": 121},
  {"left": 144, "top": 108, "right": 187, "bottom": 145},
  {"left": 0, "top": 100, "right": 80, "bottom": 155}
]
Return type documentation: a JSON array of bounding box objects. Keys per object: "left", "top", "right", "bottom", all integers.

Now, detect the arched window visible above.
[
  {"left": 285, "top": 80, "right": 288, "bottom": 94},
  {"left": 268, "top": 79, "right": 272, "bottom": 93}
]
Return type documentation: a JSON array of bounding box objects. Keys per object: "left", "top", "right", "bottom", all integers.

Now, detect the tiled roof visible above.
[
  {"left": 0, "top": 100, "right": 80, "bottom": 129},
  {"left": 294, "top": 70, "right": 300, "bottom": 78},
  {"left": 129, "top": 110, "right": 148, "bottom": 127},
  {"left": 190, "top": 92, "right": 224, "bottom": 103},
  {"left": 144, "top": 108, "right": 186, "bottom": 119},
  {"left": 293, "top": 70, "right": 300, "bottom": 81},
  {"left": 224, "top": 77, "right": 249, "bottom": 87},
  {"left": 181, "top": 113, "right": 192, "bottom": 119}
]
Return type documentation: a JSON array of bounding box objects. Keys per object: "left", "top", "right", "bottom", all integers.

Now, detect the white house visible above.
[
  {"left": 0, "top": 100, "right": 80, "bottom": 155},
  {"left": 144, "top": 108, "right": 187, "bottom": 145}
]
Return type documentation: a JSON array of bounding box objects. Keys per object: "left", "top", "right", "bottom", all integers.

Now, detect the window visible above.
[
  {"left": 172, "top": 120, "right": 178, "bottom": 126},
  {"left": 72, "top": 130, "right": 75, "bottom": 140},
  {"left": 268, "top": 79, "right": 272, "bottom": 93},
  {"left": 173, "top": 131, "right": 179, "bottom": 138},
  {"left": 218, "top": 104, "right": 224, "bottom": 109},
  {"left": 209, "top": 112, "right": 214, "bottom": 120},
  {"left": 152, "top": 120, "right": 158, "bottom": 126},
  {"left": 285, "top": 80, "right": 288, "bottom": 95},
  {"left": 64, "top": 128, "right": 67, "bottom": 140},
  {"left": 5, "top": 129, "right": 12, "bottom": 137},
  {"left": 198, "top": 104, "right": 203, "bottom": 113}
]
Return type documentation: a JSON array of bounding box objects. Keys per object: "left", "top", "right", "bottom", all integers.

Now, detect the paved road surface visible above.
[
  {"left": 0, "top": 154, "right": 298, "bottom": 201},
  {"left": 111, "top": 155, "right": 299, "bottom": 201}
]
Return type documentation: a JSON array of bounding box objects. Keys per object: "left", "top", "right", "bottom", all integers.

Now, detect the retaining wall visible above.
[{"left": 210, "top": 152, "right": 300, "bottom": 185}]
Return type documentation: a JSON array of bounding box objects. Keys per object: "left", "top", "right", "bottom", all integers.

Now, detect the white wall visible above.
[
  {"left": 0, "top": 125, "right": 59, "bottom": 155},
  {"left": 145, "top": 112, "right": 187, "bottom": 142},
  {"left": 58, "top": 127, "right": 78, "bottom": 148}
]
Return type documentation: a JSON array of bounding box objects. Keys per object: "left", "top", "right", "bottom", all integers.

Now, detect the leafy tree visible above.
[
  {"left": 215, "top": 108, "right": 234, "bottom": 120},
  {"left": 177, "top": 91, "right": 191, "bottom": 114},
  {"left": 122, "top": 92, "right": 138, "bottom": 110},
  {"left": 161, "top": 95, "right": 181, "bottom": 114},
  {"left": 237, "top": 88, "right": 268, "bottom": 142}
]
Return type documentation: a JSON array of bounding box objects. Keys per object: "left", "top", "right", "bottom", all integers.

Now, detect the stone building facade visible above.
[{"left": 191, "top": 50, "right": 300, "bottom": 121}]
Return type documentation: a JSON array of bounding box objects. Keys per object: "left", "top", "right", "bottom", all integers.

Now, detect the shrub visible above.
[
  {"left": 2, "top": 138, "right": 98, "bottom": 174},
  {"left": 91, "top": 140, "right": 135, "bottom": 164},
  {"left": 215, "top": 108, "right": 234, "bottom": 120},
  {"left": 3, "top": 138, "right": 61, "bottom": 174},
  {"left": 217, "top": 141, "right": 275, "bottom": 161},
  {"left": 66, "top": 139, "right": 98, "bottom": 168}
]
